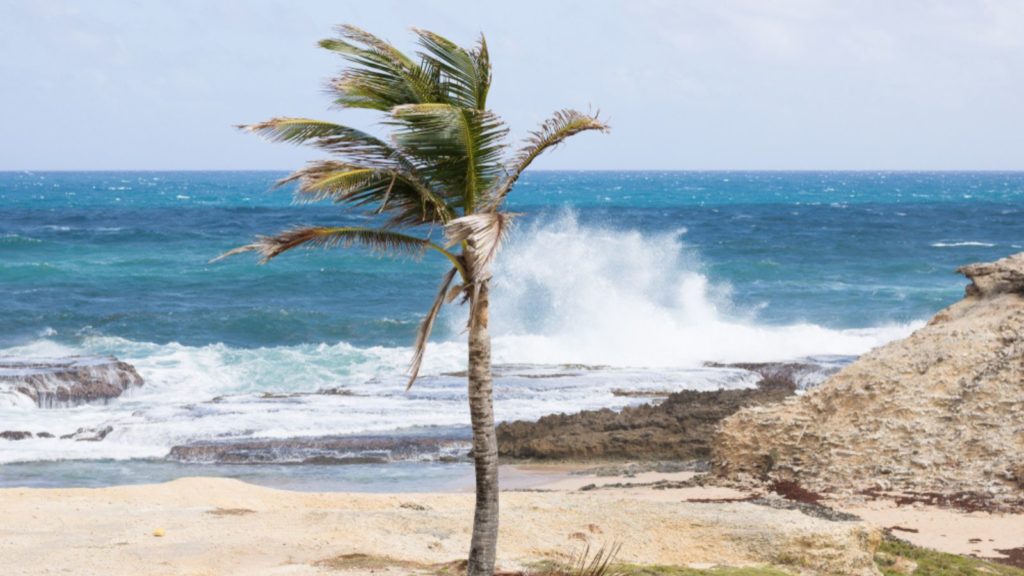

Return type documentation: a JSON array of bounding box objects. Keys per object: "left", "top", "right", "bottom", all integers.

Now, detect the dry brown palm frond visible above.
[
  {"left": 444, "top": 212, "right": 517, "bottom": 279},
  {"left": 407, "top": 267, "right": 459, "bottom": 390}
]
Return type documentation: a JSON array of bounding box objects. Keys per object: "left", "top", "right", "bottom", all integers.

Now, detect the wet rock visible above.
[
  {"left": 497, "top": 365, "right": 805, "bottom": 461},
  {"left": 0, "top": 431, "right": 33, "bottom": 441},
  {"left": 0, "top": 356, "right": 144, "bottom": 408},
  {"left": 715, "top": 252, "right": 1024, "bottom": 511},
  {"left": 60, "top": 425, "right": 114, "bottom": 442},
  {"left": 167, "top": 435, "right": 471, "bottom": 465}
]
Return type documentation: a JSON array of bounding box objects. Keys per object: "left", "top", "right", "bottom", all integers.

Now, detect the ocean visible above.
[{"left": 1, "top": 170, "right": 1021, "bottom": 490}]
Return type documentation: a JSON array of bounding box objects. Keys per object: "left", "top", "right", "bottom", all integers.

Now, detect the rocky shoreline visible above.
[
  {"left": 0, "top": 356, "right": 143, "bottom": 408},
  {"left": 495, "top": 362, "right": 815, "bottom": 461},
  {"left": 714, "top": 252, "right": 1024, "bottom": 513}
]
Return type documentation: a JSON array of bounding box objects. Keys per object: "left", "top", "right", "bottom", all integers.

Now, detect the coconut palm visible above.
[{"left": 215, "top": 25, "right": 607, "bottom": 575}]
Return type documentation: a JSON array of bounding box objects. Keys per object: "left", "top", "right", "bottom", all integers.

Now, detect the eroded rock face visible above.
[
  {"left": 714, "top": 253, "right": 1024, "bottom": 510},
  {"left": 0, "top": 357, "right": 144, "bottom": 408}
]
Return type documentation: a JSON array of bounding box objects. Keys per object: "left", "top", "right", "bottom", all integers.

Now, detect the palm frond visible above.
[
  {"left": 412, "top": 29, "right": 490, "bottom": 110},
  {"left": 391, "top": 103, "right": 508, "bottom": 212},
  {"left": 320, "top": 25, "right": 439, "bottom": 109},
  {"left": 211, "top": 226, "right": 444, "bottom": 264},
  {"left": 240, "top": 118, "right": 399, "bottom": 168},
  {"left": 486, "top": 109, "right": 609, "bottom": 210},
  {"left": 278, "top": 161, "right": 454, "bottom": 227},
  {"left": 444, "top": 212, "right": 516, "bottom": 279},
  {"left": 407, "top": 267, "right": 459, "bottom": 390}
]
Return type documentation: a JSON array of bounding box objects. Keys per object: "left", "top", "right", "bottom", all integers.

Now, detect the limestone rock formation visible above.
[
  {"left": 0, "top": 357, "right": 144, "bottom": 408},
  {"left": 713, "top": 253, "right": 1024, "bottom": 510}
]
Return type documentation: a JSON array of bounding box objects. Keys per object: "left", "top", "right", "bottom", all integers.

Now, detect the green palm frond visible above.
[
  {"left": 391, "top": 103, "right": 508, "bottom": 212},
  {"left": 279, "top": 162, "right": 446, "bottom": 226},
  {"left": 413, "top": 29, "right": 490, "bottom": 110},
  {"left": 321, "top": 25, "right": 439, "bottom": 109},
  {"left": 407, "top": 267, "right": 459, "bottom": 390},
  {"left": 486, "top": 109, "right": 609, "bottom": 210},
  {"left": 240, "top": 118, "right": 399, "bottom": 167},
  {"left": 211, "top": 227, "right": 462, "bottom": 271}
]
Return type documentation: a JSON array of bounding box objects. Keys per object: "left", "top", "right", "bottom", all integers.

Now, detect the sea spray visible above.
[
  {"left": 482, "top": 211, "right": 920, "bottom": 366},
  {"left": 0, "top": 213, "right": 923, "bottom": 464}
]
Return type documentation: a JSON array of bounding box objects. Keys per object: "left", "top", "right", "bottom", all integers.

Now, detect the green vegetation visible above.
[
  {"left": 505, "top": 539, "right": 1024, "bottom": 576},
  {"left": 574, "top": 566, "right": 791, "bottom": 576},
  {"left": 875, "top": 538, "right": 1024, "bottom": 576},
  {"left": 520, "top": 558, "right": 791, "bottom": 576},
  {"left": 315, "top": 538, "right": 1024, "bottom": 575}
]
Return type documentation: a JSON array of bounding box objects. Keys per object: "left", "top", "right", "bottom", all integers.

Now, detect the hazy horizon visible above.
[{"left": 2, "top": 0, "right": 1023, "bottom": 171}]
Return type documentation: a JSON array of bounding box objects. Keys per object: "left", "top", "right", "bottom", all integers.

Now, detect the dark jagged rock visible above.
[
  {"left": 167, "top": 435, "right": 471, "bottom": 465},
  {"left": 705, "top": 361, "right": 844, "bottom": 390},
  {"left": 60, "top": 425, "right": 114, "bottom": 442},
  {"left": 0, "top": 356, "right": 144, "bottom": 408},
  {"left": 0, "top": 430, "right": 33, "bottom": 441},
  {"left": 496, "top": 364, "right": 810, "bottom": 461}
]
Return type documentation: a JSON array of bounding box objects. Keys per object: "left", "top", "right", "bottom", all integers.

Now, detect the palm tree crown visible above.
[{"left": 218, "top": 25, "right": 608, "bottom": 387}]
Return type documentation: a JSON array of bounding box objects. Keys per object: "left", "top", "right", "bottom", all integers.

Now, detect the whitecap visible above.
[{"left": 930, "top": 241, "right": 996, "bottom": 248}]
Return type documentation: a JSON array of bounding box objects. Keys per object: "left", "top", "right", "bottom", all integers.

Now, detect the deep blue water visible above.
[
  {"left": 2, "top": 171, "right": 1021, "bottom": 350},
  {"left": 1, "top": 170, "right": 1023, "bottom": 477}
]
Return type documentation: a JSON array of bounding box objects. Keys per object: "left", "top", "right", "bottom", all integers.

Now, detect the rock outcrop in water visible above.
[
  {"left": 714, "top": 253, "right": 1024, "bottom": 510},
  {"left": 0, "top": 357, "right": 144, "bottom": 408},
  {"left": 496, "top": 363, "right": 814, "bottom": 460}
]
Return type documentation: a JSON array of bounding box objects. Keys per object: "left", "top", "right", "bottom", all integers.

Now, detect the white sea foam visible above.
[
  {"left": 0, "top": 213, "right": 921, "bottom": 464},
  {"left": 930, "top": 241, "right": 996, "bottom": 248},
  {"left": 483, "top": 212, "right": 919, "bottom": 367}
]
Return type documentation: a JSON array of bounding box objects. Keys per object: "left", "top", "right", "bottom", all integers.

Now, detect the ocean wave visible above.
[
  {"left": 0, "top": 335, "right": 775, "bottom": 463},
  {"left": 479, "top": 211, "right": 920, "bottom": 367},
  {"left": 930, "top": 241, "right": 996, "bottom": 248},
  {"left": 0, "top": 212, "right": 923, "bottom": 464},
  {"left": 0, "top": 233, "right": 42, "bottom": 244}
]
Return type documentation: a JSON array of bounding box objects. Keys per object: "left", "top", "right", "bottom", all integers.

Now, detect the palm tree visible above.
[{"left": 216, "top": 25, "right": 607, "bottom": 575}]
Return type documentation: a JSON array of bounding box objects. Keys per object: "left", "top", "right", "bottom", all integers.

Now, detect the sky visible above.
[{"left": 1, "top": 0, "right": 1022, "bottom": 171}]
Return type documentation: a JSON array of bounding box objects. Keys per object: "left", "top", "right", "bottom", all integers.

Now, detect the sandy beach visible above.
[{"left": 1, "top": 465, "right": 1020, "bottom": 576}]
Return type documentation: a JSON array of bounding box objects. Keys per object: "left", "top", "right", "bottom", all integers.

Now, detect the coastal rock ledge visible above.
[
  {"left": 0, "top": 356, "right": 144, "bottom": 408},
  {"left": 714, "top": 253, "right": 1024, "bottom": 509}
]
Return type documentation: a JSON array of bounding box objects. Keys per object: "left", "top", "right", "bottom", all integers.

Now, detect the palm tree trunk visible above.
[{"left": 466, "top": 280, "right": 498, "bottom": 576}]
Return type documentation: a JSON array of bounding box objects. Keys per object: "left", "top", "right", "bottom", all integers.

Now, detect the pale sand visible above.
[
  {"left": 830, "top": 498, "right": 1024, "bottom": 562},
  {"left": 0, "top": 466, "right": 879, "bottom": 576},
  {"left": 0, "top": 465, "right": 1019, "bottom": 575}
]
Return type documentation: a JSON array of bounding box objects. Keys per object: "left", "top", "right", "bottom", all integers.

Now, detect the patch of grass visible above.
[
  {"left": 315, "top": 552, "right": 428, "bottom": 572},
  {"left": 603, "top": 567, "right": 793, "bottom": 576},
  {"left": 317, "top": 540, "right": 1024, "bottom": 576},
  {"left": 876, "top": 539, "right": 1024, "bottom": 576},
  {"left": 205, "top": 507, "right": 255, "bottom": 517}
]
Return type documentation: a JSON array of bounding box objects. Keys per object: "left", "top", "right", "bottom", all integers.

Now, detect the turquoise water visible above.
[
  {"left": 1, "top": 170, "right": 1022, "bottom": 481},
  {"left": 2, "top": 171, "right": 1019, "bottom": 348}
]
